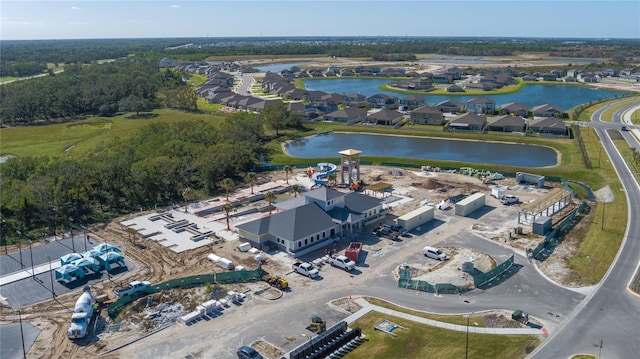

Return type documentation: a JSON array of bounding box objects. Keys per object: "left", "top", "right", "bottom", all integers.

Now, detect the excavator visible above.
[
  {"left": 306, "top": 315, "right": 326, "bottom": 333},
  {"left": 263, "top": 275, "right": 288, "bottom": 290}
]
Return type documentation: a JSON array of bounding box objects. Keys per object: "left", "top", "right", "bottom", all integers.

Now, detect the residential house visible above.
[
  {"left": 528, "top": 117, "right": 568, "bottom": 136},
  {"left": 522, "top": 75, "right": 537, "bottom": 81},
  {"left": 434, "top": 99, "right": 465, "bottom": 114},
  {"left": 541, "top": 73, "right": 558, "bottom": 81},
  {"left": 410, "top": 105, "right": 446, "bottom": 125},
  {"left": 343, "top": 93, "right": 367, "bottom": 105},
  {"left": 367, "top": 109, "right": 404, "bottom": 126},
  {"left": 466, "top": 82, "right": 496, "bottom": 91},
  {"left": 341, "top": 69, "right": 355, "bottom": 77},
  {"left": 236, "top": 187, "right": 385, "bottom": 256},
  {"left": 367, "top": 94, "right": 398, "bottom": 108},
  {"left": 499, "top": 102, "right": 529, "bottom": 117},
  {"left": 532, "top": 104, "right": 563, "bottom": 118},
  {"left": 446, "top": 113, "right": 486, "bottom": 131},
  {"left": 487, "top": 115, "right": 527, "bottom": 132},
  {"left": 446, "top": 84, "right": 465, "bottom": 92},
  {"left": 399, "top": 95, "right": 425, "bottom": 109},
  {"left": 322, "top": 107, "right": 367, "bottom": 123},
  {"left": 466, "top": 98, "right": 496, "bottom": 115}
]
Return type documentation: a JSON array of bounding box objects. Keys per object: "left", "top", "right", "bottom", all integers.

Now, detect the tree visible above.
[
  {"left": 222, "top": 203, "right": 234, "bottom": 230},
  {"left": 264, "top": 191, "right": 276, "bottom": 214},
  {"left": 181, "top": 187, "right": 196, "bottom": 212},
  {"left": 219, "top": 178, "right": 235, "bottom": 202},
  {"left": 327, "top": 173, "right": 337, "bottom": 187},
  {"left": 118, "top": 94, "right": 151, "bottom": 116},
  {"left": 261, "top": 101, "right": 288, "bottom": 136},
  {"left": 245, "top": 172, "right": 257, "bottom": 194},
  {"left": 290, "top": 184, "right": 301, "bottom": 197},
  {"left": 283, "top": 165, "right": 292, "bottom": 185}
]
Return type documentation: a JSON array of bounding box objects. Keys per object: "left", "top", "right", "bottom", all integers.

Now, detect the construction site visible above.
[{"left": 0, "top": 163, "right": 586, "bottom": 359}]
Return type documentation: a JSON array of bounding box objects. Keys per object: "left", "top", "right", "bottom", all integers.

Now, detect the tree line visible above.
[
  {"left": 0, "top": 61, "right": 192, "bottom": 125},
  {"left": 0, "top": 113, "right": 269, "bottom": 245}
]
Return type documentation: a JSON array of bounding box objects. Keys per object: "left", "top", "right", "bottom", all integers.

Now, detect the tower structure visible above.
[{"left": 339, "top": 149, "right": 361, "bottom": 185}]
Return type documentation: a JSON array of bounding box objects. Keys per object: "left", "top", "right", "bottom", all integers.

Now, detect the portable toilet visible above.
[{"left": 532, "top": 216, "right": 552, "bottom": 235}]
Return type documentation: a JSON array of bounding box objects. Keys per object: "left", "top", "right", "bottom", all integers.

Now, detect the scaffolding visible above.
[{"left": 518, "top": 188, "right": 573, "bottom": 225}]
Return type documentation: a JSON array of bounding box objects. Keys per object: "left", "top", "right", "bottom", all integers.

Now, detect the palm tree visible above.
[
  {"left": 246, "top": 172, "right": 257, "bottom": 194},
  {"left": 327, "top": 173, "right": 337, "bottom": 187},
  {"left": 283, "top": 165, "right": 292, "bottom": 185},
  {"left": 291, "top": 184, "right": 301, "bottom": 197},
  {"left": 181, "top": 187, "right": 196, "bottom": 212},
  {"left": 222, "top": 203, "right": 235, "bottom": 230},
  {"left": 264, "top": 191, "right": 276, "bottom": 214},
  {"left": 220, "top": 178, "right": 235, "bottom": 202}
]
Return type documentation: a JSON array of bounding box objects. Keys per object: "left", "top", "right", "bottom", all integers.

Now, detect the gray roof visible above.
[
  {"left": 344, "top": 192, "right": 383, "bottom": 213},
  {"left": 488, "top": 115, "right": 526, "bottom": 127},
  {"left": 412, "top": 105, "right": 441, "bottom": 114},
  {"left": 304, "top": 187, "right": 345, "bottom": 203},
  {"left": 467, "top": 97, "right": 496, "bottom": 105},
  {"left": 500, "top": 102, "right": 528, "bottom": 111},
  {"left": 448, "top": 112, "right": 487, "bottom": 126},
  {"left": 367, "top": 109, "right": 403, "bottom": 121},
  {"left": 324, "top": 107, "right": 367, "bottom": 119},
  {"left": 237, "top": 203, "right": 335, "bottom": 241},
  {"left": 528, "top": 117, "right": 567, "bottom": 129}
]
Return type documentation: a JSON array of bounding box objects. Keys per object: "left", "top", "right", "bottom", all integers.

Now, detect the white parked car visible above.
[
  {"left": 500, "top": 194, "right": 519, "bottom": 205},
  {"left": 423, "top": 246, "right": 448, "bottom": 261}
]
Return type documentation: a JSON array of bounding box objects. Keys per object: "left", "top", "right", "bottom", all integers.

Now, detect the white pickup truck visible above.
[
  {"left": 328, "top": 255, "right": 356, "bottom": 271},
  {"left": 292, "top": 262, "right": 320, "bottom": 278},
  {"left": 114, "top": 280, "right": 151, "bottom": 298}
]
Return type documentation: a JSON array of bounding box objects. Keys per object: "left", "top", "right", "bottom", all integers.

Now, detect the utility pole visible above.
[
  {"left": 17, "top": 309, "right": 26, "bottom": 359},
  {"left": 16, "top": 230, "right": 24, "bottom": 268},
  {"left": 28, "top": 239, "right": 35, "bottom": 279},
  {"left": 601, "top": 202, "right": 606, "bottom": 231},
  {"left": 69, "top": 217, "right": 75, "bottom": 252},
  {"left": 47, "top": 256, "right": 55, "bottom": 298}
]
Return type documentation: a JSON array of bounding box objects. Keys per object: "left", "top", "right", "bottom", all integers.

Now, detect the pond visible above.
[
  {"left": 285, "top": 133, "right": 558, "bottom": 168},
  {"left": 302, "top": 79, "right": 625, "bottom": 109}
]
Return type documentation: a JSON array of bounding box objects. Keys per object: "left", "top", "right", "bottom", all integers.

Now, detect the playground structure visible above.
[
  {"left": 339, "top": 149, "right": 361, "bottom": 186},
  {"left": 308, "top": 162, "right": 338, "bottom": 186}
]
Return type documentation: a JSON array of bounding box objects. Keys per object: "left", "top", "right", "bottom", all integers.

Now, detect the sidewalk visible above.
[
  {"left": 0, "top": 260, "right": 61, "bottom": 286},
  {"left": 343, "top": 296, "right": 546, "bottom": 335}
]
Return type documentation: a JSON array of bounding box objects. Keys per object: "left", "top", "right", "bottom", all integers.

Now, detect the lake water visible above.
[
  {"left": 302, "top": 79, "right": 625, "bottom": 109},
  {"left": 286, "top": 133, "right": 558, "bottom": 167}
]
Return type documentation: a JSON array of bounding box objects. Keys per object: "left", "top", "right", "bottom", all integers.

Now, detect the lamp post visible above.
[
  {"left": 17, "top": 309, "right": 26, "bottom": 359},
  {"left": 16, "top": 230, "right": 24, "bottom": 268},
  {"left": 69, "top": 217, "right": 75, "bottom": 252},
  {"left": 47, "top": 256, "right": 55, "bottom": 298},
  {"left": 28, "top": 239, "right": 34, "bottom": 279},
  {"left": 1, "top": 216, "right": 6, "bottom": 254},
  {"left": 465, "top": 311, "right": 475, "bottom": 359},
  {"left": 81, "top": 225, "right": 87, "bottom": 252}
]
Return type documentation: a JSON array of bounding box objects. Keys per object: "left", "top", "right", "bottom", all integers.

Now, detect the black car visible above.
[{"left": 237, "top": 346, "right": 263, "bottom": 359}]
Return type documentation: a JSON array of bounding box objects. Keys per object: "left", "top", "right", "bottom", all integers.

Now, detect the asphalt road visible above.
[{"left": 530, "top": 99, "right": 640, "bottom": 359}]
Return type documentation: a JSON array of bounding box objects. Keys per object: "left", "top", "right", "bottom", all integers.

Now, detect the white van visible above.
[{"left": 423, "top": 246, "right": 448, "bottom": 261}]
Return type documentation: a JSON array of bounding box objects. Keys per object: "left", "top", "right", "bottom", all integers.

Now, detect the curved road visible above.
[{"left": 530, "top": 99, "right": 640, "bottom": 359}]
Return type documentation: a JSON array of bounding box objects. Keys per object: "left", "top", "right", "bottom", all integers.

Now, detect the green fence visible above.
[
  {"left": 531, "top": 201, "right": 588, "bottom": 260},
  {"left": 397, "top": 270, "right": 471, "bottom": 294},
  {"left": 108, "top": 267, "right": 263, "bottom": 318},
  {"left": 474, "top": 255, "right": 515, "bottom": 288}
]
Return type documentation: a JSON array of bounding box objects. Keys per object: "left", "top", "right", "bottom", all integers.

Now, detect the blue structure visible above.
[
  {"left": 55, "top": 264, "right": 85, "bottom": 283},
  {"left": 312, "top": 162, "right": 337, "bottom": 186}
]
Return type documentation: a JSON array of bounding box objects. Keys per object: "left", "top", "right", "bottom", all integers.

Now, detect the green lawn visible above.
[
  {"left": 0, "top": 76, "right": 18, "bottom": 83},
  {"left": 0, "top": 109, "right": 228, "bottom": 158},
  {"left": 601, "top": 101, "right": 636, "bottom": 122},
  {"left": 631, "top": 109, "right": 640, "bottom": 125},
  {"left": 565, "top": 127, "right": 628, "bottom": 285},
  {"left": 364, "top": 297, "right": 485, "bottom": 326},
  {"left": 345, "top": 312, "right": 540, "bottom": 359}
]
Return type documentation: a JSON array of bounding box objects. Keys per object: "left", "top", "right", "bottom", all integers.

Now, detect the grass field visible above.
[
  {"left": 601, "top": 101, "right": 636, "bottom": 122},
  {"left": 0, "top": 109, "right": 227, "bottom": 158},
  {"left": 364, "top": 297, "right": 485, "bottom": 327},
  {"left": 345, "top": 312, "right": 540, "bottom": 359},
  {"left": 0, "top": 76, "right": 18, "bottom": 83}
]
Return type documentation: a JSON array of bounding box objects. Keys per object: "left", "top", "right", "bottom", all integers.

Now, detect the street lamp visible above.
[
  {"left": 1, "top": 216, "right": 6, "bottom": 254},
  {"left": 17, "top": 309, "right": 26, "bottom": 359},
  {"left": 69, "top": 217, "right": 75, "bottom": 252},
  {"left": 47, "top": 256, "right": 56, "bottom": 298},
  {"left": 81, "top": 225, "right": 87, "bottom": 252},
  {"left": 466, "top": 311, "right": 475, "bottom": 359},
  {"left": 28, "top": 239, "right": 34, "bottom": 279},
  {"left": 16, "top": 230, "right": 24, "bottom": 268}
]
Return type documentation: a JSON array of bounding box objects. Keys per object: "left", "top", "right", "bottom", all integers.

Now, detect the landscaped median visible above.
[{"left": 337, "top": 297, "right": 542, "bottom": 359}]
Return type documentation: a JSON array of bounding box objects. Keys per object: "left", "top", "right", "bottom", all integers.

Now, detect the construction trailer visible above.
[
  {"left": 454, "top": 193, "right": 486, "bottom": 217},
  {"left": 395, "top": 205, "right": 434, "bottom": 231}
]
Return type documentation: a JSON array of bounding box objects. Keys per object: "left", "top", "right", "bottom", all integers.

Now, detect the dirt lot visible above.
[{"left": 1, "top": 165, "right": 573, "bottom": 358}]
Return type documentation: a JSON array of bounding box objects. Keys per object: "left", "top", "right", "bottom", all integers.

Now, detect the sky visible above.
[{"left": 1, "top": 0, "right": 639, "bottom": 41}]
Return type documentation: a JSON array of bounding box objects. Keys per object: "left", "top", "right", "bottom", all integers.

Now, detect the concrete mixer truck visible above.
[{"left": 67, "top": 286, "right": 96, "bottom": 340}]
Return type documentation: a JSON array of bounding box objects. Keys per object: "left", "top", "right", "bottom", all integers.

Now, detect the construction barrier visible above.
[
  {"left": 531, "top": 201, "right": 588, "bottom": 260},
  {"left": 397, "top": 270, "right": 471, "bottom": 294},
  {"left": 107, "top": 267, "right": 262, "bottom": 318},
  {"left": 474, "top": 255, "right": 515, "bottom": 288}
]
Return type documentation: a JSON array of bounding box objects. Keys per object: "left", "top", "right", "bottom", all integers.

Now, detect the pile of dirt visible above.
[
  {"left": 331, "top": 298, "right": 363, "bottom": 314},
  {"left": 253, "top": 340, "right": 285, "bottom": 359}
]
